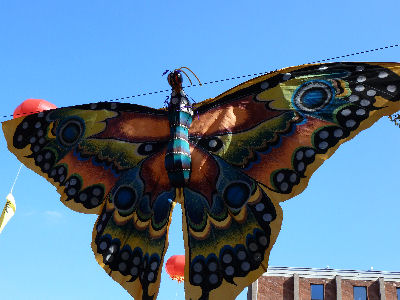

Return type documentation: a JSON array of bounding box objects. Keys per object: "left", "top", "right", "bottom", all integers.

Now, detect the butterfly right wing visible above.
[
  {"left": 2, "top": 102, "right": 170, "bottom": 214},
  {"left": 3, "top": 102, "right": 176, "bottom": 299},
  {"left": 92, "top": 146, "right": 176, "bottom": 300}
]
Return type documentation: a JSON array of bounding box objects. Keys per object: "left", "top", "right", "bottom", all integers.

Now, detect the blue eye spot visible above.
[
  {"left": 224, "top": 182, "right": 250, "bottom": 209},
  {"left": 302, "top": 88, "right": 327, "bottom": 109},
  {"left": 63, "top": 123, "right": 80, "bottom": 142},
  {"left": 58, "top": 119, "right": 84, "bottom": 146},
  {"left": 293, "top": 81, "right": 333, "bottom": 112},
  {"left": 114, "top": 186, "right": 136, "bottom": 211}
]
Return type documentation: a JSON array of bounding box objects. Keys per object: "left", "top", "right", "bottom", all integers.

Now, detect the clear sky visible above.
[{"left": 0, "top": 1, "right": 399, "bottom": 299}]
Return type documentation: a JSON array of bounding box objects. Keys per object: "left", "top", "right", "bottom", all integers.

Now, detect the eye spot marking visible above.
[
  {"left": 378, "top": 71, "right": 388, "bottom": 78},
  {"left": 58, "top": 118, "right": 84, "bottom": 146},
  {"left": 255, "top": 203, "right": 265, "bottom": 212},
  {"left": 293, "top": 81, "right": 333, "bottom": 112},
  {"left": 349, "top": 95, "right": 359, "bottom": 102},
  {"left": 260, "top": 81, "right": 269, "bottom": 89},
  {"left": 318, "top": 130, "right": 329, "bottom": 139},
  {"left": 356, "top": 109, "right": 366, "bottom": 116},
  {"left": 356, "top": 66, "right": 365, "bottom": 72},
  {"left": 193, "top": 274, "right": 203, "bottom": 284},
  {"left": 355, "top": 85, "right": 365, "bottom": 92},
  {"left": 137, "top": 142, "right": 163, "bottom": 155},
  {"left": 273, "top": 170, "right": 299, "bottom": 193},
  {"left": 276, "top": 173, "right": 284, "bottom": 183},
  {"left": 282, "top": 73, "right": 291, "bottom": 81},
  {"left": 318, "top": 141, "right": 328, "bottom": 150},
  {"left": 387, "top": 85, "right": 397, "bottom": 93},
  {"left": 357, "top": 75, "right": 366, "bottom": 82},
  {"left": 200, "top": 137, "right": 223, "bottom": 152},
  {"left": 113, "top": 186, "right": 137, "bottom": 214},
  {"left": 334, "top": 128, "right": 343, "bottom": 137},
  {"left": 345, "top": 119, "right": 356, "bottom": 128},
  {"left": 208, "top": 139, "right": 217, "bottom": 148},
  {"left": 262, "top": 213, "right": 273, "bottom": 222},
  {"left": 223, "top": 182, "right": 250, "bottom": 210},
  {"left": 341, "top": 109, "right": 351, "bottom": 116}
]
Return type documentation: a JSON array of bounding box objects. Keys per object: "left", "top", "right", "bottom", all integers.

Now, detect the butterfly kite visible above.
[{"left": 2, "top": 62, "right": 400, "bottom": 300}]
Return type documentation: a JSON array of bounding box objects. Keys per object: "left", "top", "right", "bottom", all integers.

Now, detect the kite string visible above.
[
  {"left": 174, "top": 282, "right": 179, "bottom": 300},
  {"left": 10, "top": 164, "right": 22, "bottom": 194}
]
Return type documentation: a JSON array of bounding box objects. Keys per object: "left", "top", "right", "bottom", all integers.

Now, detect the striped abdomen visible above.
[{"left": 165, "top": 92, "right": 193, "bottom": 187}]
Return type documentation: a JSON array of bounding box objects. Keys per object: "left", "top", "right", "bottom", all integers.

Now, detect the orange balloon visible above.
[
  {"left": 165, "top": 255, "right": 185, "bottom": 282},
  {"left": 13, "top": 99, "right": 57, "bottom": 119}
]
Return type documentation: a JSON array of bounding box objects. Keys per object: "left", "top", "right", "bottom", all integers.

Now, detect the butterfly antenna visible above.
[
  {"left": 177, "top": 67, "right": 202, "bottom": 86},
  {"left": 174, "top": 68, "right": 192, "bottom": 85}
]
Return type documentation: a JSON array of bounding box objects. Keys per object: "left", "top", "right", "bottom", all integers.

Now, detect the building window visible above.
[
  {"left": 397, "top": 287, "right": 400, "bottom": 300},
  {"left": 353, "top": 286, "right": 367, "bottom": 300},
  {"left": 311, "top": 284, "right": 324, "bottom": 300}
]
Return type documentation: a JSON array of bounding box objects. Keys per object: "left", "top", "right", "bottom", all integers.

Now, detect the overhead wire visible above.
[{"left": 0, "top": 43, "right": 399, "bottom": 120}]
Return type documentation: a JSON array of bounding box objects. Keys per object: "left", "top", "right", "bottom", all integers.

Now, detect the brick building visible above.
[{"left": 247, "top": 267, "right": 400, "bottom": 300}]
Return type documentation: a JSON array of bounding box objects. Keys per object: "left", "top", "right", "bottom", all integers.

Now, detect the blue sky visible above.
[{"left": 0, "top": 1, "right": 400, "bottom": 299}]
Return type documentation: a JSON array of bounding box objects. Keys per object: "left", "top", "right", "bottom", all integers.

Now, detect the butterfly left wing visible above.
[
  {"left": 2, "top": 102, "right": 175, "bottom": 299},
  {"left": 182, "top": 62, "right": 400, "bottom": 299}
]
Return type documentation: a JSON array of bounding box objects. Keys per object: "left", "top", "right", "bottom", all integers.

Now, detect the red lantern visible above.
[
  {"left": 165, "top": 255, "right": 185, "bottom": 283},
  {"left": 13, "top": 99, "right": 57, "bottom": 119}
]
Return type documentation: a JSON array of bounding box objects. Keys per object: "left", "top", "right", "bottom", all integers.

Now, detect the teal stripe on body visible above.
[
  {"left": 165, "top": 95, "right": 193, "bottom": 187},
  {"left": 172, "top": 138, "right": 190, "bottom": 154}
]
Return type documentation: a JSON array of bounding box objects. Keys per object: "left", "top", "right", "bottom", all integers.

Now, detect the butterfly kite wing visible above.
[
  {"left": 2, "top": 102, "right": 175, "bottom": 299},
  {"left": 182, "top": 62, "right": 400, "bottom": 299},
  {"left": 92, "top": 147, "right": 176, "bottom": 300},
  {"left": 191, "top": 62, "right": 400, "bottom": 201},
  {"left": 181, "top": 146, "right": 282, "bottom": 300}
]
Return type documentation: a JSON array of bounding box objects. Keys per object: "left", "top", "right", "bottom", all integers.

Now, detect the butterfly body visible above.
[
  {"left": 165, "top": 87, "right": 193, "bottom": 187},
  {"left": 2, "top": 62, "right": 400, "bottom": 300}
]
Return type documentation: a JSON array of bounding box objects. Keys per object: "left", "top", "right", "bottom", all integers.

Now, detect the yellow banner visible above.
[{"left": 0, "top": 194, "right": 16, "bottom": 234}]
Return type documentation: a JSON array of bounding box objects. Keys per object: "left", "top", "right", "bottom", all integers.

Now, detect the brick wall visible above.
[{"left": 256, "top": 275, "right": 400, "bottom": 300}]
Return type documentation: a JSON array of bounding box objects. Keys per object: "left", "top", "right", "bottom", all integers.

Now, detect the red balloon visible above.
[
  {"left": 165, "top": 255, "right": 185, "bottom": 282},
  {"left": 13, "top": 99, "right": 57, "bottom": 119}
]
